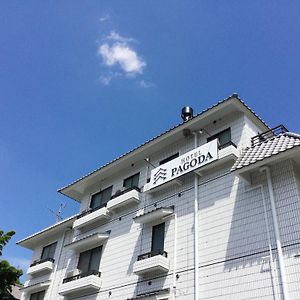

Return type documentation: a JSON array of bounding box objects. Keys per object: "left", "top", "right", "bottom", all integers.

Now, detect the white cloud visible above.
[
  {"left": 138, "top": 80, "right": 154, "bottom": 88},
  {"left": 98, "top": 31, "right": 146, "bottom": 84},
  {"left": 106, "top": 31, "right": 135, "bottom": 43},
  {"left": 99, "top": 14, "right": 110, "bottom": 23},
  {"left": 99, "top": 43, "right": 146, "bottom": 75},
  {"left": 100, "top": 75, "right": 112, "bottom": 86},
  {"left": 99, "top": 72, "right": 122, "bottom": 86}
]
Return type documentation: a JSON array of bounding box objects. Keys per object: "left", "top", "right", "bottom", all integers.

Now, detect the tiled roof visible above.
[
  {"left": 231, "top": 133, "right": 300, "bottom": 171},
  {"left": 58, "top": 94, "right": 269, "bottom": 193}
]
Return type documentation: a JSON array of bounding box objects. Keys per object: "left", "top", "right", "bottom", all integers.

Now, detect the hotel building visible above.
[{"left": 17, "top": 94, "right": 300, "bottom": 300}]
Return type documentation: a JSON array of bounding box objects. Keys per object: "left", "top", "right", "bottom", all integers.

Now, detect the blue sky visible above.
[{"left": 0, "top": 1, "right": 299, "bottom": 281}]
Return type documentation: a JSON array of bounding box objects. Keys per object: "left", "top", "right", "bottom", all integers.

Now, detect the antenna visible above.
[{"left": 48, "top": 203, "right": 67, "bottom": 223}]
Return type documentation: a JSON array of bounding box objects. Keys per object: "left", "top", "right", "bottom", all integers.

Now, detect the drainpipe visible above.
[
  {"left": 172, "top": 213, "right": 177, "bottom": 300},
  {"left": 244, "top": 185, "right": 276, "bottom": 295},
  {"left": 260, "top": 166, "right": 290, "bottom": 300},
  {"left": 193, "top": 132, "right": 199, "bottom": 300}
]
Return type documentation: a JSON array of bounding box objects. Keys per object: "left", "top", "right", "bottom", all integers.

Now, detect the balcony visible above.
[
  {"left": 59, "top": 270, "right": 101, "bottom": 298},
  {"left": 133, "top": 251, "right": 169, "bottom": 277},
  {"left": 219, "top": 141, "right": 239, "bottom": 159},
  {"left": 194, "top": 141, "right": 239, "bottom": 176},
  {"left": 143, "top": 178, "right": 183, "bottom": 194},
  {"left": 27, "top": 258, "right": 54, "bottom": 276},
  {"left": 107, "top": 187, "right": 140, "bottom": 212},
  {"left": 127, "top": 288, "right": 170, "bottom": 300},
  {"left": 73, "top": 204, "right": 111, "bottom": 230}
]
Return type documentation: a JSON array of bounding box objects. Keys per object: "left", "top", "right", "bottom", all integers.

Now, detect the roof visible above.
[
  {"left": 3, "top": 285, "right": 22, "bottom": 300},
  {"left": 231, "top": 132, "right": 300, "bottom": 171},
  {"left": 9, "top": 285, "right": 22, "bottom": 299},
  {"left": 17, "top": 215, "right": 77, "bottom": 250},
  {"left": 58, "top": 94, "right": 269, "bottom": 200}
]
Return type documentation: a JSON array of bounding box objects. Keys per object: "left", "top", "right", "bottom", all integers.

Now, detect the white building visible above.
[{"left": 17, "top": 94, "right": 300, "bottom": 300}]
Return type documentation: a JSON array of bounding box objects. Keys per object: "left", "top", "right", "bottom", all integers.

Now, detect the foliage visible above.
[
  {"left": 0, "top": 230, "right": 15, "bottom": 256},
  {"left": 0, "top": 230, "right": 23, "bottom": 297}
]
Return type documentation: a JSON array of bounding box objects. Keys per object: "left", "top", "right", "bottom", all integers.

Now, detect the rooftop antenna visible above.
[{"left": 48, "top": 203, "right": 66, "bottom": 223}]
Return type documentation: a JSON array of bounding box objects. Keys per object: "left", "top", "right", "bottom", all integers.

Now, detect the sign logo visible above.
[
  {"left": 153, "top": 167, "right": 167, "bottom": 184},
  {"left": 144, "top": 139, "right": 218, "bottom": 191}
]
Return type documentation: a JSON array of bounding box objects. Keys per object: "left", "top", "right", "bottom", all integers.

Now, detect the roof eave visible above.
[
  {"left": 59, "top": 95, "right": 269, "bottom": 201},
  {"left": 17, "top": 215, "right": 77, "bottom": 250}
]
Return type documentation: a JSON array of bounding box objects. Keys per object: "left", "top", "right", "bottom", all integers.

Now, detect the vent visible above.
[{"left": 181, "top": 106, "right": 193, "bottom": 122}]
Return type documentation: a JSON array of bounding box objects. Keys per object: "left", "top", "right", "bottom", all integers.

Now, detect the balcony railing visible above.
[
  {"left": 110, "top": 186, "right": 141, "bottom": 200},
  {"left": 218, "top": 141, "right": 237, "bottom": 150},
  {"left": 30, "top": 257, "right": 54, "bottom": 267},
  {"left": 137, "top": 250, "right": 168, "bottom": 261},
  {"left": 63, "top": 270, "right": 101, "bottom": 284},
  {"left": 77, "top": 203, "right": 107, "bottom": 219},
  {"left": 251, "top": 125, "right": 288, "bottom": 147}
]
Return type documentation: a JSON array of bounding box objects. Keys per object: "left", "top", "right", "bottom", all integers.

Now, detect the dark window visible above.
[
  {"left": 30, "top": 291, "right": 45, "bottom": 300},
  {"left": 78, "top": 246, "right": 102, "bottom": 274},
  {"left": 151, "top": 223, "right": 165, "bottom": 254},
  {"left": 41, "top": 242, "right": 57, "bottom": 260},
  {"left": 159, "top": 153, "right": 179, "bottom": 165},
  {"left": 207, "top": 128, "right": 231, "bottom": 148},
  {"left": 123, "top": 173, "right": 140, "bottom": 189},
  {"left": 90, "top": 186, "right": 112, "bottom": 209}
]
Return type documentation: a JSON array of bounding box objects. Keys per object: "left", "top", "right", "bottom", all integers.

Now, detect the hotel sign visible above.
[{"left": 146, "top": 139, "right": 218, "bottom": 191}]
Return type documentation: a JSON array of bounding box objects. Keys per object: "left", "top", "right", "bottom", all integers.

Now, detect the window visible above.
[
  {"left": 78, "top": 246, "right": 102, "bottom": 274},
  {"left": 30, "top": 291, "right": 45, "bottom": 300},
  {"left": 207, "top": 128, "right": 231, "bottom": 148},
  {"left": 151, "top": 223, "right": 165, "bottom": 254},
  {"left": 123, "top": 173, "right": 140, "bottom": 189},
  {"left": 41, "top": 242, "right": 57, "bottom": 260},
  {"left": 90, "top": 186, "right": 112, "bottom": 209},
  {"left": 159, "top": 153, "right": 179, "bottom": 165}
]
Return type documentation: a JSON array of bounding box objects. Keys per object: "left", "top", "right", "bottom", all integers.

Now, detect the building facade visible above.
[{"left": 17, "top": 94, "right": 300, "bottom": 300}]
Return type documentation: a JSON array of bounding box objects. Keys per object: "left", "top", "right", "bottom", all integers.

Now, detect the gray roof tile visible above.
[{"left": 231, "top": 133, "right": 300, "bottom": 171}]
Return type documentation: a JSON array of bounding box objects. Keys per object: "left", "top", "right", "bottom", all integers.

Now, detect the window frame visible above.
[
  {"left": 30, "top": 290, "right": 45, "bottom": 300},
  {"left": 151, "top": 222, "right": 165, "bottom": 254},
  {"left": 123, "top": 173, "right": 140, "bottom": 190},
  {"left": 41, "top": 242, "right": 57, "bottom": 261},
  {"left": 89, "top": 186, "right": 113, "bottom": 210},
  {"left": 77, "top": 246, "right": 103, "bottom": 274},
  {"left": 159, "top": 152, "right": 179, "bottom": 165},
  {"left": 207, "top": 128, "right": 231, "bottom": 149}
]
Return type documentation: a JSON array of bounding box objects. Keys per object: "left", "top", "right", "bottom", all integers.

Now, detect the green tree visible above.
[{"left": 0, "top": 230, "right": 23, "bottom": 297}]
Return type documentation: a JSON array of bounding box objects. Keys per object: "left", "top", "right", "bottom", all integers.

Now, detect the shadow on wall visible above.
[
  {"left": 224, "top": 178, "right": 276, "bottom": 271},
  {"left": 127, "top": 226, "right": 143, "bottom": 276},
  {"left": 132, "top": 274, "right": 168, "bottom": 299}
]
